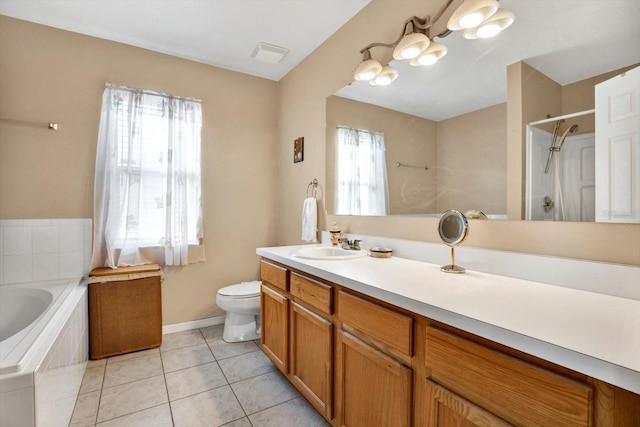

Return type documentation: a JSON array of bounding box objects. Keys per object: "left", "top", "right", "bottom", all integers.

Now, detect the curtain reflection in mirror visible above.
[{"left": 336, "top": 126, "right": 389, "bottom": 215}]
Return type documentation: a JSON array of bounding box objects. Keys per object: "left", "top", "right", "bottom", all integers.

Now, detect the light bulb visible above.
[
  {"left": 476, "top": 23, "right": 501, "bottom": 38},
  {"left": 459, "top": 12, "right": 484, "bottom": 29},
  {"left": 369, "top": 66, "right": 398, "bottom": 86},
  {"left": 393, "top": 33, "right": 430, "bottom": 60},
  {"left": 375, "top": 75, "right": 391, "bottom": 85},
  {"left": 409, "top": 42, "right": 447, "bottom": 67},
  {"left": 399, "top": 46, "right": 422, "bottom": 59},
  {"left": 447, "top": 0, "right": 499, "bottom": 31},
  {"left": 463, "top": 9, "right": 515, "bottom": 40},
  {"left": 358, "top": 70, "right": 377, "bottom": 80},
  {"left": 354, "top": 58, "right": 382, "bottom": 81},
  {"left": 417, "top": 54, "right": 438, "bottom": 66}
]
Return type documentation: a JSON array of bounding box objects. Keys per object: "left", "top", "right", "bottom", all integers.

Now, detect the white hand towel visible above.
[{"left": 301, "top": 197, "right": 318, "bottom": 242}]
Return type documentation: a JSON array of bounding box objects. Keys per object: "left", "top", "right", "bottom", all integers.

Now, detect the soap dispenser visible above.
[{"left": 330, "top": 222, "right": 341, "bottom": 246}]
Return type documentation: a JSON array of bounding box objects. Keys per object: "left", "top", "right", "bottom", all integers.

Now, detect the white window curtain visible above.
[
  {"left": 91, "top": 83, "right": 204, "bottom": 269},
  {"left": 336, "top": 126, "right": 389, "bottom": 216}
]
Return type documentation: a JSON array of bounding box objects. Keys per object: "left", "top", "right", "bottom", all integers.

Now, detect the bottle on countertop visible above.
[{"left": 330, "top": 222, "right": 341, "bottom": 246}]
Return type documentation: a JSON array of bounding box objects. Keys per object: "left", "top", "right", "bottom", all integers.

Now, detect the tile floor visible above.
[{"left": 69, "top": 325, "right": 330, "bottom": 427}]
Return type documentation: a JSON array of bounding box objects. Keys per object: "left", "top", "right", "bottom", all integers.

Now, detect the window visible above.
[
  {"left": 336, "top": 126, "right": 389, "bottom": 215},
  {"left": 92, "top": 84, "right": 203, "bottom": 268}
]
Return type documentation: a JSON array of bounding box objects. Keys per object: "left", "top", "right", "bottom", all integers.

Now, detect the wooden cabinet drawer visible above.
[
  {"left": 425, "top": 327, "right": 593, "bottom": 427},
  {"left": 291, "top": 273, "right": 332, "bottom": 315},
  {"left": 338, "top": 291, "right": 413, "bottom": 358},
  {"left": 260, "top": 259, "right": 289, "bottom": 291}
]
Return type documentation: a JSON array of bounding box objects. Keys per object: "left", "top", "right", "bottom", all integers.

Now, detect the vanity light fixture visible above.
[
  {"left": 393, "top": 31, "right": 430, "bottom": 60},
  {"left": 353, "top": 14, "right": 432, "bottom": 84},
  {"left": 447, "top": 0, "right": 499, "bottom": 31},
  {"left": 354, "top": 49, "right": 383, "bottom": 81},
  {"left": 463, "top": 8, "right": 515, "bottom": 39},
  {"left": 369, "top": 66, "right": 399, "bottom": 86},
  {"left": 353, "top": 0, "right": 515, "bottom": 85},
  {"left": 409, "top": 41, "right": 448, "bottom": 66}
]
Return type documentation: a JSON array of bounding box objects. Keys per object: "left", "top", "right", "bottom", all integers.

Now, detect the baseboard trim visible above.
[{"left": 163, "top": 315, "right": 225, "bottom": 335}]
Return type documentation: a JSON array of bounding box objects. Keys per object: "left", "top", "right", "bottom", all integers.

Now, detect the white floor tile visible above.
[
  {"left": 171, "top": 386, "right": 245, "bottom": 427},
  {"left": 97, "top": 375, "right": 168, "bottom": 423},
  {"left": 165, "top": 362, "right": 227, "bottom": 401},
  {"left": 218, "top": 350, "right": 275, "bottom": 383},
  {"left": 103, "top": 354, "right": 163, "bottom": 388},
  {"left": 161, "top": 343, "right": 214, "bottom": 373},
  {"left": 231, "top": 371, "right": 299, "bottom": 415},
  {"left": 96, "top": 403, "right": 173, "bottom": 427}
]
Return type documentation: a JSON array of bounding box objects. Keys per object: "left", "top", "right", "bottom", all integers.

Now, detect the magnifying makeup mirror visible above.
[{"left": 438, "top": 210, "right": 469, "bottom": 273}]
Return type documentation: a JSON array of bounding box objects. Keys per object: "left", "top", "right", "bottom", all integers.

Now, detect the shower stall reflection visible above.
[{"left": 527, "top": 117, "right": 595, "bottom": 222}]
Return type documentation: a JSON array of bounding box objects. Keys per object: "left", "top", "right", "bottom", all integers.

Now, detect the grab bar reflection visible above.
[{"left": 396, "top": 162, "right": 428, "bottom": 170}]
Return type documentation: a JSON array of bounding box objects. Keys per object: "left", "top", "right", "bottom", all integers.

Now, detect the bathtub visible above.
[{"left": 0, "top": 278, "right": 88, "bottom": 427}]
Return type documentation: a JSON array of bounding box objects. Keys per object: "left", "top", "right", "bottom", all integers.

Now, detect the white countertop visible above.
[{"left": 257, "top": 244, "right": 640, "bottom": 394}]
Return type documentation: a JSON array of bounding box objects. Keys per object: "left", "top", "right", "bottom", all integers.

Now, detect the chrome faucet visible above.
[{"left": 338, "top": 238, "right": 362, "bottom": 250}]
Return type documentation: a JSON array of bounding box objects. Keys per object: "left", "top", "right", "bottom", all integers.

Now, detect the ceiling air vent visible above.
[{"left": 251, "top": 42, "right": 289, "bottom": 64}]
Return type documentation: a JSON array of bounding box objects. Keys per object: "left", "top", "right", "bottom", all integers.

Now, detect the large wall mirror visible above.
[{"left": 326, "top": 0, "right": 639, "bottom": 222}]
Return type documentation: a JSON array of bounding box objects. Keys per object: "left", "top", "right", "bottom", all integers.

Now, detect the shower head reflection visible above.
[{"left": 557, "top": 124, "right": 579, "bottom": 150}]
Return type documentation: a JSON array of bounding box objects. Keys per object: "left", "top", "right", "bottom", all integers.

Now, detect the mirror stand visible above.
[
  {"left": 438, "top": 210, "right": 469, "bottom": 274},
  {"left": 441, "top": 246, "right": 466, "bottom": 274}
]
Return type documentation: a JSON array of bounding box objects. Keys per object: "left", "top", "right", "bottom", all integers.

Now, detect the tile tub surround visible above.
[
  {"left": 258, "top": 239, "right": 640, "bottom": 395},
  {"left": 0, "top": 283, "right": 88, "bottom": 427},
  {"left": 0, "top": 218, "right": 91, "bottom": 427},
  {"left": 70, "top": 326, "right": 330, "bottom": 427},
  {"left": 0, "top": 219, "right": 92, "bottom": 285}
]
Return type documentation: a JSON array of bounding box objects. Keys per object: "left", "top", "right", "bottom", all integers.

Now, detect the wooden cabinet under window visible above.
[{"left": 88, "top": 264, "right": 162, "bottom": 359}]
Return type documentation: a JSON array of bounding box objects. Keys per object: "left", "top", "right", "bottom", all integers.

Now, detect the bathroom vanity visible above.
[{"left": 257, "top": 243, "right": 640, "bottom": 427}]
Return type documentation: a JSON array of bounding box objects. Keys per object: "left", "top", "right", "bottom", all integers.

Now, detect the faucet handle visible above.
[{"left": 352, "top": 240, "right": 362, "bottom": 250}]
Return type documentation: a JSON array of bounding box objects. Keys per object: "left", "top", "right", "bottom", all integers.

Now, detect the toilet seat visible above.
[{"left": 218, "top": 281, "right": 261, "bottom": 298}]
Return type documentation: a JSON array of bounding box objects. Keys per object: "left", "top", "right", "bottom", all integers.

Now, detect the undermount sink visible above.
[{"left": 290, "top": 246, "right": 366, "bottom": 260}]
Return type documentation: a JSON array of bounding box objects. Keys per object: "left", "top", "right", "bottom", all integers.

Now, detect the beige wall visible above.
[
  {"left": 1, "top": 0, "right": 639, "bottom": 331},
  {"left": 562, "top": 64, "right": 638, "bottom": 134},
  {"left": 325, "top": 95, "right": 437, "bottom": 215},
  {"left": 436, "top": 103, "right": 507, "bottom": 215},
  {"left": 507, "top": 61, "right": 562, "bottom": 219},
  {"left": 0, "top": 16, "right": 279, "bottom": 324},
  {"left": 278, "top": 0, "right": 640, "bottom": 266}
]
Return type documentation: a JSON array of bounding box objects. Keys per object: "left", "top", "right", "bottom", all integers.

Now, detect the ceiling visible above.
[
  {"left": 0, "top": 0, "right": 370, "bottom": 81},
  {"left": 337, "top": 0, "right": 640, "bottom": 121},
  {"left": 1, "top": 0, "right": 638, "bottom": 121}
]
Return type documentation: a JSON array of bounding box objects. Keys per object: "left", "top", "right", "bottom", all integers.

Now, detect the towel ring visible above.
[{"left": 306, "top": 179, "right": 318, "bottom": 198}]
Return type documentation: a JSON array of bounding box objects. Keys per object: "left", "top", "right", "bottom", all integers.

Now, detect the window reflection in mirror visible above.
[
  {"left": 326, "top": 95, "right": 506, "bottom": 218},
  {"left": 335, "top": 126, "right": 389, "bottom": 216}
]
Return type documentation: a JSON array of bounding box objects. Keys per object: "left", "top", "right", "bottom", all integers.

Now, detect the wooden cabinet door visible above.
[
  {"left": 337, "top": 329, "right": 412, "bottom": 427},
  {"left": 290, "top": 302, "right": 333, "bottom": 419},
  {"left": 425, "top": 327, "right": 592, "bottom": 427},
  {"left": 260, "top": 284, "right": 289, "bottom": 373},
  {"left": 425, "top": 380, "right": 513, "bottom": 427}
]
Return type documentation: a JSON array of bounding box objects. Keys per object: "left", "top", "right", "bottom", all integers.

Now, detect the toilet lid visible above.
[{"left": 218, "top": 281, "right": 261, "bottom": 298}]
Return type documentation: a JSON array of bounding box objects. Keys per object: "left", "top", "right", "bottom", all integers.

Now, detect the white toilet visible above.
[{"left": 216, "top": 281, "right": 261, "bottom": 342}]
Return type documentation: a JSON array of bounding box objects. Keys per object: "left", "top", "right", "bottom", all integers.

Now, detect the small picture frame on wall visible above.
[{"left": 294, "top": 137, "right": 304, "bottom": 163}]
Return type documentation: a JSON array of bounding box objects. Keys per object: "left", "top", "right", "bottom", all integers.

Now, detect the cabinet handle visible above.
[{"left": 261, "top": 284, "right": 286, "bottom": 304}]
